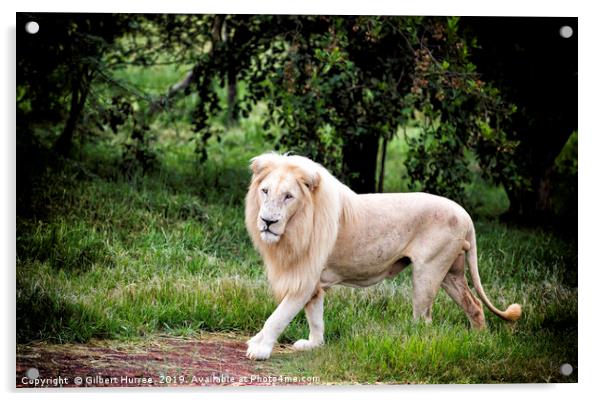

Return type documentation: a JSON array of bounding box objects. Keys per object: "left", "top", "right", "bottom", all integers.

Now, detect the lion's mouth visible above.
[
  {"left": 260, "top": 228, "right": 281, "bottom": 243},
  {"left": 261, "top": 228, "right": 279, "bottom": 236}
]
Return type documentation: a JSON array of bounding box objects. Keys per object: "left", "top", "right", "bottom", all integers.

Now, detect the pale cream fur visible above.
[{"left": 244, "top": 153, "right": 521, "bottom": 360}]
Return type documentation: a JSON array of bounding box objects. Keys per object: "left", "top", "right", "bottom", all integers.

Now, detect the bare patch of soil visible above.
[{"left": 16, "top": 332, "right": 302, "bottom": 388}]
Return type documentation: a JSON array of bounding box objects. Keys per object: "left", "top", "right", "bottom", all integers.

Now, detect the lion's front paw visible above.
[
  {"left": 246, "top": 342, "right": 273, "bottom": 360},
  {"left": 292, "top": 339, "right": 323, "bottom": 351},
  {"left": 246, "top": 331, "right": 264, "bottom": 346}
]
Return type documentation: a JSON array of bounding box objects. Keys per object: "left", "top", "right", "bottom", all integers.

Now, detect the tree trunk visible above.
[
  {"left": 502, "top": 148, "right": 565, "bottom": 224},
  {"left": 54, "top": 67, "right": 91, "bottom": 157},
  {"left": 226, "top": 68, "right": 237, "bottom": 125},
  {"left": 342, "top": 133, "right": 380, "bottom": 193},
  {"left": 377, "top": 135, "right": 388, "bottom": 193},
  {"left": 535, "top": 166, "right": 555, "bottom": 213}
]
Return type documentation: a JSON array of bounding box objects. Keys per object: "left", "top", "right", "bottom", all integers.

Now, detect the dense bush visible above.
[{"left": 17, "top": 14, "right": 576, "bottom": 220}]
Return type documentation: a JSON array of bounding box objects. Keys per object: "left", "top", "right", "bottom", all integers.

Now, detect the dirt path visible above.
[{"left": 17, "top": 332, "right": 306, "bottom": 388}]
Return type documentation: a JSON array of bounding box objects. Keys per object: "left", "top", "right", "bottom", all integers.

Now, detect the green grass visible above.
[{"left": 17, "top": 110, "right": 577, "bottom": 383}]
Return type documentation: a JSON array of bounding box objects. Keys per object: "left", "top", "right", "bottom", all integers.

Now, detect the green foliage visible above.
[
  {"left": 403, "top": 20, "right": 518, "bottom": 200},
  {"left": 92, "top": 15, "right": 515, "bottom": 194},
  {"left": 239, "top": 16, "right": 424, "bottom": 190},
  {"left": 17, "top": 13, "right": 125, "bottom": 124},
  {"left": 550, "top": 131, "right": 578, "bottom": 219},
  {"left": 555, "top": 131, "right": 578, "bottom": 176},
  {"left": 18, "top": 14, "right": 576, "bottom": 222}
]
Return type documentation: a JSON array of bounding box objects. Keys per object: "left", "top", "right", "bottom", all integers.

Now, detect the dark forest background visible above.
[{"left": 17, "top": 14, "right": 577, "bottom": 228}]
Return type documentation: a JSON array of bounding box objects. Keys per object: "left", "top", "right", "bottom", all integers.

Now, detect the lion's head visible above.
[
  {"left": 245, "top": 153, "right": 320, "bottom": 245},
  {"left": 245, "top": 153, "right": 357, "bottom": 300}
]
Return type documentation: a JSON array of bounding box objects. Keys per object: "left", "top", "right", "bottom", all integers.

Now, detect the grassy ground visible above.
[{"left": 17, "top": 63, "right": 577, "bottom": 383}]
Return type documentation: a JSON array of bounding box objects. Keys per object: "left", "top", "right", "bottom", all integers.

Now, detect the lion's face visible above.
[{"left": 255, "top": 169, "right": 305, "bottom": 244}]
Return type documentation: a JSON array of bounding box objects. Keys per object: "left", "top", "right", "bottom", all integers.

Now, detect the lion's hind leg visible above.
[
  {"left": 441, "top": 253, "right": 486, "bottom": 329},
  {"left": 411, "top": 264, "right": 448, "bottom": 323},
  {"left": 292, "top": 287, "right": 325, "bottom": 351},
  {"left": 411, "top": 239, "right": 466, "bottom": 323}
]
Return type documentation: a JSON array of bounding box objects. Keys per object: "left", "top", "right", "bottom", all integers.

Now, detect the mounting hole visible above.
[
  {"left": 560, "top": 363, "right": 574, "bottom": 376},
  {"left": 26, "top": 367, "right": 40, "bottom": 379},
  {"left": 559, "top": 25, "right": 573, "bottom": 39},
  {"left": 25, "top": 21, "right": 40, "bottom": 34}
]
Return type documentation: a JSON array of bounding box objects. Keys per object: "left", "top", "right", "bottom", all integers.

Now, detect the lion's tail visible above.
[{"left": 466, "top": 222, "right": 522, "bottom": 322}]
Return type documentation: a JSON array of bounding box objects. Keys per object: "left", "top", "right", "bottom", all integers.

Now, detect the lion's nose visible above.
[{"left": 261, "top": 217, "right": 279, "bottom": 227}]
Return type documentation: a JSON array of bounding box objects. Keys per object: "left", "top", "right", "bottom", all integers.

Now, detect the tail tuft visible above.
[{"left": 504, "top": 303, "right": 522, "bottom": 321}]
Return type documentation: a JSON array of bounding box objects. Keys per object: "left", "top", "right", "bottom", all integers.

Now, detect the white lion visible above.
[{"left": 244, "top": 153, "right": 521, "bottom": 360}]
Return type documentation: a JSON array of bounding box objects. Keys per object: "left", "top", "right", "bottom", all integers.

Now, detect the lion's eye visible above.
[
  {"left": 284, "top": 193, "right": 293, "bottom": 200},
  {"left": 261, "top": 188, "right": 268, "bottom": 194}
]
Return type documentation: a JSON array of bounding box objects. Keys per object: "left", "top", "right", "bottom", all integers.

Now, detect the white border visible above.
[
  {"left": 3, "top": 0, "right": 585, "bottom": 16},
  {"left": 3, "top": 1, "right": 599, "bottom": 401}
]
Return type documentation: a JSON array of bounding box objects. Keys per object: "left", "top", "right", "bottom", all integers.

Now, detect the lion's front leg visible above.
[
  {"left": 246, "top": 290, "right": 313, "bottom": 360},
  {"left": 293, "top": 288, "right": 325, "bottom": 351}
]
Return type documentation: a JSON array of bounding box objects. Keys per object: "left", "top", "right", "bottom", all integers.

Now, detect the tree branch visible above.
[{"left": 149, "top": 15, "right": 225, "bottom": 115}]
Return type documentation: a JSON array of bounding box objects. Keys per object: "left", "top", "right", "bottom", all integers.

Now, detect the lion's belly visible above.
[
  {"left": 320, "top": 192, "right": 470, "bottom": 289},
  {"left": 325, "top": 242, "right": 404, "bottom": 283},
  {"left": 323, "top": 200, "right": 412, "bottom": 286},
  {"left": 320, "top": 258, "right": 408, "bottom": 288},
  {"left": 322, "top": 239, "right": 410, "bottom": 288}
]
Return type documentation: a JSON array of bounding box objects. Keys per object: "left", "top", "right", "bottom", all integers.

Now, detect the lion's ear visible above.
[
  {"left": 250, "top": 153, "right": 278, "bottom": 176},
  {"left": 301, "top": 170, "right": 321, "bottom": 192}
]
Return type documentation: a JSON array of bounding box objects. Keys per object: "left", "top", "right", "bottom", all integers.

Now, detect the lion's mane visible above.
[{"left": 244, "top": 153, "right": 357, "bottom": 301}]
